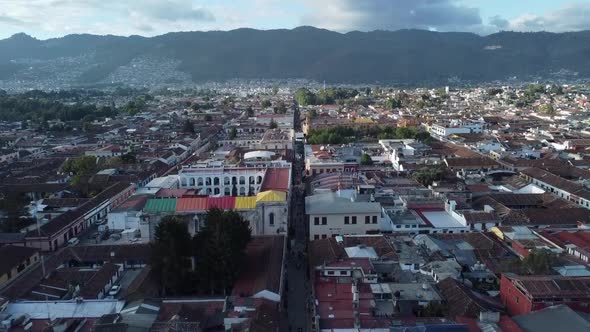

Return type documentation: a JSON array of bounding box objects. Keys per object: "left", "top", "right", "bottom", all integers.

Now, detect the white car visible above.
[
  {"left": 67, "top": 237, "right": 79, "bottom": 246},
  {"left": 108, "top": 285, "right": 121, "bottom": 297}
]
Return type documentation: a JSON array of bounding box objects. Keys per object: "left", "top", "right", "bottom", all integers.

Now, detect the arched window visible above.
[
  {"left": 269, "top": 212, "right": 275, "bottom": 226},
  {"left": 190, "top": 178, "right": 196, "bottom": 186},
  {"left": 214, "top": 177, "right": 220, "bottom": 185}
]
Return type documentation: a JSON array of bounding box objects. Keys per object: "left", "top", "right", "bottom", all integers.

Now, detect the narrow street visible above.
[{"left": 284, "top": 100, "right": 311, "bottom": 331}]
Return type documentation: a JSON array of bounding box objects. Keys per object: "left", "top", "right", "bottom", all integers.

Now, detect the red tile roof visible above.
[
  {"left": 539, "top": 230, "right": 590, "bottom": 252},
  {"left": 232, "top": 235, "right": 285, "bottom": 298},
  {"left": 260, "top": 168, "right": 290, "bottom": 192}
]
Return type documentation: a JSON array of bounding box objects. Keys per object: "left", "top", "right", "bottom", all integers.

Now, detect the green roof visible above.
[{"left": 144, "top": 198, "right": 177, "bottom": 213}]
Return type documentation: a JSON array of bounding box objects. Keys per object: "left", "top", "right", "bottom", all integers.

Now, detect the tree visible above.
[
  {"left": 121, "top": 97, "right": 147, "bottom": 115},
  {"left": 261, "top": 99, "right": 272, "bottom": 108},
  {"left": 82, "top": 122, "right": 93, "bottom": 133},
  {"left": 548, "top": 84, "right": 564, "bottom": 95},
  {"left": 204, "top": 114, "right": 212, "bottom": 122},
  {"left": 523, "top": 249, "right": 556, "bottom": 274},
  {"left": 415, "top": 131, "right": 432, "bottom": 142},
  {"left": 193, "top": 209, "right": 252, "bottom": 294},
  {"left": 360, "top": 153, "right": 373, "bottom": 165},
  {"left": 151, "top": 216, "right": 194, "bottom": 296},
  {"left": 228, "top": 127, "right": 237, "bottom": 139},
  {"left": 272, "top": 86, "right": 279, "bottom": 95},
  {"left": 309, "top": 109, "right": 318, "bottom": 118},
  {"left": 269, "top": 119, "right": 278, "bottom": 129},
  {"left": 412, "top": 165, "right": 445, "bottom": 186},
  {"left": 62, "top": 155, "right": 97, "bottom": 176},
  {"left": 274, "top": 101, "right": 287, "bottom": 114},
  {"left": 183, "top": 119, "right": 195, "bottom": 133},
  {"left": 385, "top": 98, "right": 401, "bottom": 109},
  {"left": 295, "top": 88, "right": 316, "bottom": 106},
  {"left": 62, "top": 155, "right": 98, "bottom": 185},
  {"left": 120, "top": 153, "right": 137, "bottom": 164},
  {"left": 246, "top": 106, "right": 254, "bottom": 117},
  {"left": 539, "top": 104, "right": 555, "bottom": 115}
]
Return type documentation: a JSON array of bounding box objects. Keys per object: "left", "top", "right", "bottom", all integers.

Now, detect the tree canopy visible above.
[
  {"left": 151, "top": 216, "right": 194, "bottom": 296},
  {"left": 269, "top": 119, "right": 278, "bottom": 129},
  {"left": 228, "top": 127, "right": 237, "bottom": 139},
  {"left": 261, "top": 99, "right": 272, "bottom": 108},
  {"left": 360, "top": 153, "right": 373, "bottom": 165},
  {"left": 295, "top": 87, "right": 359, "bottom": 106},
  {"left": 412, "top": 165, "right": 446, "bottom": 186},
  {"left": 0, "top": 92, "right": 117, "bottom": 122},
  {"left": 523, "top": 249, "right": 556, "bottom": 274},
  {"left": 62, "top": 155, "right": 98, "bottom": 185},
  {"left": 307, "top": 125, "right": 431, "bottom": 144},
  {"left": 193, "top": 209, "right": 252, "bottom": 294},
  {"left": 182, "top": 119, "right": 195, "bottom": 133}
]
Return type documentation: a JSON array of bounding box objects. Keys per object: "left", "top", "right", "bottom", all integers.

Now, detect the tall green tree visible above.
[
  {"left": 62, "top": 155, "right": 97, "bottom": 177},
  {"left": 193, "top": 209, "right": 251, "bottom": 294},
  {"left": 228, "top": 127, "right": 237, "bottom": 139},
  {"left": 269, "top": 119, "right": 278, "bottom": 129},
  {"left": 183, "top": 119, "right": 195, "bottom": 133},
  {"left": 246, "top": 106, "right": 255, "bottom": 117},
  {"left": 360, "top": 153, "right": 373, "bottom": 165},
  {"left": 151, "top": 216, "right": 194, "bottom": 296},
  {"left": 523, "top": 249, "right": 556, "bottom": 274},
  {"left": 295, "top": 88, "right": 316, "bottom": 106}
]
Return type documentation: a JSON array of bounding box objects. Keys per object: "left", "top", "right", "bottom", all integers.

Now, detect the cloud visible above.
[
  {"left": 300, "top": 0, "right": 483, "bottom": 32},
  {"left": 508, "top": 3, "right": 590, "bottom": 32},
  {"left": 128, "top": 0, "right": 214, "bottom": 22},
  {"left": 0, "top": 14, "right": 26, "bottom": 26},
  {"left": 0, "top": 0, "right": 216, "bottom": 38},
  {"left": 489, "top": 15, "right": 509, "bottom": 30}
]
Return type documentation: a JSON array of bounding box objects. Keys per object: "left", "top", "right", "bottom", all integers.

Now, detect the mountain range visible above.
[{"left": 1, "top": 26, "right": 590, "bottom": 86}]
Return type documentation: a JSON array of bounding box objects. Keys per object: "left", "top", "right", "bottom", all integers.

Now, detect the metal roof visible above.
[
  {"left": 235, "top": 196, "right": 257, "bottom": 210},
  {"left": 176, "top": 197, "right": 208, "bottom": 212},
  {"left": 256, "top": 190, "right": 287, "bottom": 203},
  {"left": 144, "top": 198, "right": 177, "bottom": 213},
  {"left": 305, "top": 192, "right": 380, "bottom": 215},
  {"left": 208, "top": 197, "right": 236, "bottom": 210}
]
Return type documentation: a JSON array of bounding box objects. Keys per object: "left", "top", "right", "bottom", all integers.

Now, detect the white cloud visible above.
[
  {"left": 1, "top": 0, "right": 590, "bottom": 38},
  {"left": 508, "top": 3, "right": 590, "bottom": 32},
  {"left": 0, "top": 0, "right": 216, "bottom": 37}
]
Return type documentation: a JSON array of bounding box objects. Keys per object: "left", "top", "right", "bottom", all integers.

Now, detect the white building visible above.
[
  {"left": 306, "top": 190, "right": 383, "bottom": 240},
  {"left": 430, "top": 120, "right": 483, "bottom": 137},
  {"left": 179, "top": 166, "right": 266, "bottom": 196}
]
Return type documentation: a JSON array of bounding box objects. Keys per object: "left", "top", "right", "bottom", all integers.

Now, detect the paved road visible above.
[{"left": 285, "top": 102, "right": 311, "bottom": 331}]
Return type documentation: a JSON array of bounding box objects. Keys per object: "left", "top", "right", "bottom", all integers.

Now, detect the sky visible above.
[{"left": 0, "top": 0, "right": 589, "bottom": 39}]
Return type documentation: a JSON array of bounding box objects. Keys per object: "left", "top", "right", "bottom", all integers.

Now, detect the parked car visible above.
[
  {"left": 108, "top": 285, "right": 121, "bottom": 297},
  {"left": 67, "top": 237, "right": 79, "bottom": 246}
]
